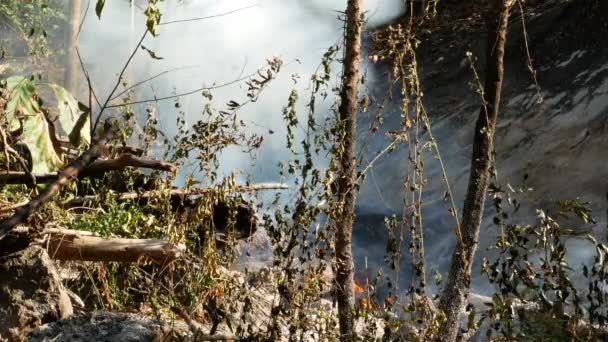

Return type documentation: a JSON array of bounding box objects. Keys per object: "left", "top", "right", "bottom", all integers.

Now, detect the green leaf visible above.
[
  {"left": 4, "top": 76, "right": 39, "bottom": 131},
  {"left": 95, "top": 0, "right": 105, "bottom": 19},
  {"left": 46, "top": 84, "right": 91, "bottom": 148}
]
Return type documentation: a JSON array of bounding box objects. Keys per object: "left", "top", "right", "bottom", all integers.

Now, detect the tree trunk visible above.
[
  {"left": 64, "top": 0, "right": 82, "bottom": 94},
  {"left": 437, "top": 1, "right": 511, "bottom": 341},
  {"left": 335, "top": 0, "right": 363, "bottom": 339}
]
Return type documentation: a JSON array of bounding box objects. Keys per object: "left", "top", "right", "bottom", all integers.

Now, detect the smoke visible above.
[
  {"left": 64, "top": 0, "right": 608, "bottom": 297},
  {"left": 78, "top": 0, "right": 406, "bottom": 183}
]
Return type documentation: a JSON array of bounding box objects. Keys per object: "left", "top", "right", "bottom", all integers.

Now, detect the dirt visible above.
[
  {"left": 29, "top": 312, "right": 172, "bottom": 342},
  {"left": 0, "top": 246, "right": 73, "bottom": 341}
]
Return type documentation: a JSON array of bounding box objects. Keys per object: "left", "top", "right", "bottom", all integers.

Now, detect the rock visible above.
[
  {"left": 29, "top": 312, "right": 176, "bottom": 342},
  {"left": 0, "top": 247, "right": 73, "bottom": 341}
]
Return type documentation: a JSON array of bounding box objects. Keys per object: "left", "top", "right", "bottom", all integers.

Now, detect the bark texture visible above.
[
  {"left": 437, "top": 1, "right": 511, "bottom": 341},
  {"left": 0, "top": 154, "right": 176, "bottom": 184},
  {"left": 64, "top": 0, "right": 81, "bottom": 94},
  {"left": 45, "top": 230, "right": 185, "bottom": 264},
  {"left": 335, "top": 0, "right": 363, "bottom": 339}
]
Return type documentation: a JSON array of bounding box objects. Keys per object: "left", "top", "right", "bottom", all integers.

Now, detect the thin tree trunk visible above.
[
  {"left": 437, "top": 1, "right": 511, "bottom": 340},
  {"left": 64, "top": 0, "right": 82, "bottom": 94},
  {"left": 335, "top": 0, "right": 363, "bottom": 339}
]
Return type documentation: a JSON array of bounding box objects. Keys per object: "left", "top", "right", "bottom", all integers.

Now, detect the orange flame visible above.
[{"left": 352, "top": 279, "right": 368, "bottom": 294}]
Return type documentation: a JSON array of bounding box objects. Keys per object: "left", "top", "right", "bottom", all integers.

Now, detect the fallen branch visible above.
[
  {"left": 112, "top": 145, "right": 145, "bottom": 156},
  {"left": 59, "top": 145, "right": 145, "bottom": 159},
  {"left": 85, "top": 153, "right": 177, "bottom": 173},
  {"left": 0, "top": 129, "right": 114, "bottom": 256},
  {"left": 0, "top": 153, "right": 177, "bottom": 184},
  {"left": 42, "top": 227, "right": 100, "bottom": 237},
  {"left": 0, "top": 200, "right": 29, "bottom": 213},
  {"left": 43, "top": 229, "right": 185, "bottom": 264},
  {"left": 0, "top": 171, "right": 61, "bottom": 184},
  {"left": 64, "top": 182, "right": 289, "bottom": 206}
]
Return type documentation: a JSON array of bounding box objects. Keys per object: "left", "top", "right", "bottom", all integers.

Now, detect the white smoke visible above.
[{"left": 78, "top": 0, "right": 406, "bottom": 182}]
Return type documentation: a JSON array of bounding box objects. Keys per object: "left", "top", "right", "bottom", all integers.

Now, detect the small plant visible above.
[
  {"left": 0, "top": 0, "right": 65, "bottom": 62},
  {"left": 479, "top": 186, "right": 608, "bottom": 340}
]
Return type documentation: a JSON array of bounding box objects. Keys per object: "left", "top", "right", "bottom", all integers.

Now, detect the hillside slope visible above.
[{"left": 355, "top": 0, "right": 608, "bottom": 294}]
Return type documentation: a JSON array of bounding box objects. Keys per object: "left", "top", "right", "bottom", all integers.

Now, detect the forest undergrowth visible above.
[{"left": 1, "top": 0, "right": 607, "bottom": 341}]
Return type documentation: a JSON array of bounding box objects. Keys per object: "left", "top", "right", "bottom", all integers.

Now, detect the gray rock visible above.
[
  {"left": 28, "top": 312, "right": 171, "bottom": 342},
  {"left": 0, "top": 247, "right": 73, "bottom": 341}
]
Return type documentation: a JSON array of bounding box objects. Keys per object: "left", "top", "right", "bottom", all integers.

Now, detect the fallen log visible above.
[
  {"left": 44, "top": 229, "right": 185, "bottom": 264},
  {"left": 0, "top": 153, "right": 177, "bottom": 185}
]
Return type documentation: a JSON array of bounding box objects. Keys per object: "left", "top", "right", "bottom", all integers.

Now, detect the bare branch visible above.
[
  {"left": 76, "top": 47, "right": 103, "bottom": 110},
  {"left": 85, "top": 153, "right": 177, "bottom": 173},
  {"left": 0, "top": 154, "right": 176, "bottom": 185},
  {"left": 105, "top": 68, "right": 262, "bottom": 109},
  {"left": 109, "top": 65, "right": 200, "bottom": 101},
  {"left": 92, "top": 30, "right": 148, "bottom": 133},
  {"left": 160, "top": 5, "right": 258, "bottom": 26}
]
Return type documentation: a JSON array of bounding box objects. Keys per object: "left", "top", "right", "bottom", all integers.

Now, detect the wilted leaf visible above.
[
  {"left": 4, "top": 76, "right": 39, "bottom": 131},
  {"left": 144, "top": 2, "right": 162, "bottom": 36},
  {"left": 2, "top": 77, "right": 68, "bottom": 173},
  {"left": 141, "top": 45, "right": 164, "bottom": 60},
  {"left": 96, "top": 0, "right": 106, "bottom": 19},
  {"left": 21, "top": 111, "right": 64, "bottom": 173},
  {"left": 47, "top": 84, "right": 91, "bottom": 147}
]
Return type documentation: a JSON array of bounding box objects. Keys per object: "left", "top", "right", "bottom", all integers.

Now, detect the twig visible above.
[
  {"left": 92, "top": 30, "right": 148, "bottom": 133},
  {"left": 160, "top": 5, "right": 258, "bottom": 26},
  {"left": 77, "top": 0, "right": 91, "bottom": 39},
  {"left": 112, "top": 145, "right": 145, "bottom": 156},
  {"left": 104, "top": 68, "right": 262, "bottom": 109},
  {"left": 0, "top": 128, "right": 114, "bottom": 249},
  {"left": 76, "top": 47, "right": 102, "bottom": 111},
  {"left": 109, "top": 65, "right": 200, "bottom": 101},
  {"left": 42, "top": 227, "right": 100, "bottom": 237}
]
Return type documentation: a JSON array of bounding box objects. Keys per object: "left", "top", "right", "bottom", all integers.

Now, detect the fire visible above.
[{"left": 352, "top": 279, "right": 368, "bottom": 294}]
